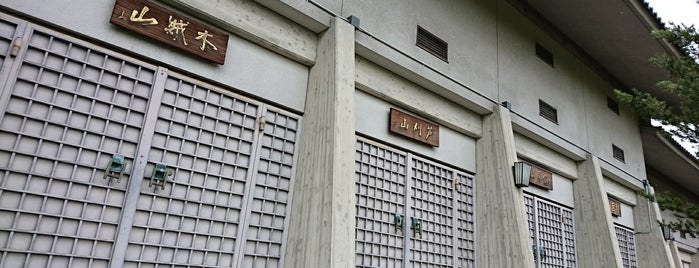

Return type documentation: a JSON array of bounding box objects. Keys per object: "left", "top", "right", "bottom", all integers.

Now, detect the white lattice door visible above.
[
  {"left": 0, "top": 20, "right": 158, "bottom": 267},
  {"left": 614, "top": 225, "right": 637, "bottom": 268},
  {"left": 354, "top": 138, "right": 476, "bottom": 268},
  {"left": 0, "top": 14, "right": 301, "bottom": 268},
  {"left": 524, "top": 194, "right": 577, "bottom": 268}
]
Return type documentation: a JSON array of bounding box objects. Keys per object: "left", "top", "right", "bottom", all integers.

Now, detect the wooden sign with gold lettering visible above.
[
  {"left": 529, "top": 165, "right": 553, "bottom": 190},
  {"left": 389, "top": 108, "right": 440, "bottom": 147},
  {"left": 110, "top": 0, "right": 228, "bottom": 64},
  {"left": 609, "top": 198, "right": 622, "bottom": 217}
]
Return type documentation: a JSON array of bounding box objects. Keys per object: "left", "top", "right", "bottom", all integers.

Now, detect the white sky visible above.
[
  {"left": 645, "top": 0, "right": 699, "bottom": 26},
  {"left": 644, "top": 0, "right": 699, "bottom": 154}
]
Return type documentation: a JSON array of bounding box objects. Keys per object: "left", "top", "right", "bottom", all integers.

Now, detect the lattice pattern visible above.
[
  {"left": 0, "top": 28, "right": 154, "bottom": 267},
  {"left": 615, "top": 225, "right": 637, "bottom": 268},
  {"left": 242, "top": 109, "right": 300, "bottom": 267},
  {"left": 525, "top": 195, "right": 577, "bottom": 268},
  {"left": 525, "top": 195, "right": 536, "bottom": 245},
  {"left": 0, "top": 17, "right": 18, "bottom": 72},
  {"left": 124, "top": 76, "right": 258, "bottom": 267},
  {"left": 537, "top": 200, "right": 566, "bottom": 268},
  {"left": 455, "top": 172, "right": 475, "bottom": 268},
  {"left": 355, "top": 140, "right": 407, "bottom": 268},
  {"left": 562, "top": 209, "right": 576, "bottom": 268},
  {"left": 410, "top": 157, "right": 455, "bottom": 267}
]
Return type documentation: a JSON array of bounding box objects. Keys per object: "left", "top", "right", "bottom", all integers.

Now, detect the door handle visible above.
[
  {"left": 532, "top": 245, "right": 547, "bottom": 261},
  {"left": 411, "top": 217, "right": 422, "bottom": 237},
  {"left": 148, "top": 163, "right": 172, "bottom": 191},
  {"left": 103, "top": 154, "right": 126, "bottom": 183},
  {"left": 394, "top": 214, "right": 404, "bottom": 234}
]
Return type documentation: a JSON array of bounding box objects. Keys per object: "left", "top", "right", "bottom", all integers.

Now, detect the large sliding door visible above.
[
  {"left": 0, "top": 14, "right": 301, "bottom": 268},
  {"left": 354, "top": 138, "right": 475, "bottom": 268},
  {"left": 525, "top": 194, "right": 577, "bottom": 268}
]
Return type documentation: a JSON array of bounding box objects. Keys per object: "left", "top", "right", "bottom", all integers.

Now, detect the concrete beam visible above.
[
  {"left": 574, "top": 154, "right": 623, "bottom": 267},
  {"left": 633, "top": 187, "right": 675, "bottom": 268},
  {"left": 283, "top": 17, "right": 356, "bottom": 267},
  {"left": 355, "top": 56, "right": 483, "bottom": 138},
  {"left": 475, "top": 105, "right": 535, "bottom": 268},
  {"left": 168, "top": 0, "right": 317, "bottom": 65}
]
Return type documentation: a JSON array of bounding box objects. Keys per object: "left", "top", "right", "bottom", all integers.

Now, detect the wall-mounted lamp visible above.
[
  {"left": 501, "top": 101, "right": 512, "bottom": 110},
  {"left": 661, "top": 224, "right": 674, "bottom": 241},
  {"left": 513, "top": 161, "right": 532, "bottom": 187}
]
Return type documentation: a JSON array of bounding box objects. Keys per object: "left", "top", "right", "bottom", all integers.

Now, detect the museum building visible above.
[{"left": 0, "top": 0, "right": 698, "bottom": 267}]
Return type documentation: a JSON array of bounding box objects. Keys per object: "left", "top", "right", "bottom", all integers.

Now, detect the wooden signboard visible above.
[
  {"left": 110, "top": 0, "right": 229, "bottom": 64},
  {"left": 609, "top": 198, "right": 622, "bottom": 217},
  {"left": 529, "top": 165, "right": 553, "bottom": 190},
  {"left": 389, "top": 108, "right": 440, "bottom": 147}
]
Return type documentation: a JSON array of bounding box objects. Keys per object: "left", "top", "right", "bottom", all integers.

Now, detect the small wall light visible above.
[
  {"left": 661, "top": 224, "right": 674, "bottom": 241},
  {"left": 513, "top": 161, "right": 532, "bottom": 187}
]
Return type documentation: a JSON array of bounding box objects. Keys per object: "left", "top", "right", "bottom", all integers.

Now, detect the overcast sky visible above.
[{"left": 645, "top": 0, "right": 699, "bottom": 26}]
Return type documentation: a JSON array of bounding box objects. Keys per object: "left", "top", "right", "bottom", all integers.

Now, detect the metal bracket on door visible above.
[
  {"left": 10, "top": 37, "right": 24, "bottom": 57},
  {"left": 532, "top": 245, "right": 547, "bottom": 261},
  {"left": 103, "top": 154, "right": 126, "bottom": 184},
  {"left": 394, "top": 214, "right": 404, "bottom": 234},
  {"left": 411, "top": 217, "right": 422, "bottom": 237},
  {"left": 148, "top": 163, "right": 172, "bottom": 191}
]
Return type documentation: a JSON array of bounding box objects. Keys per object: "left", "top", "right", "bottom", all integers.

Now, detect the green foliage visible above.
[
  {"left": 655, "top": 192, "right": 699, "bottom": 238},
  {"left": 641, "top": 191, "right": 699, "bottom": 238},
  {"left": 614, "top": 24, "right": 699, "bottom": 155}
]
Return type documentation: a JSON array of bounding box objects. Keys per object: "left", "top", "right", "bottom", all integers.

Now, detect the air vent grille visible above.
[
  {"left": 417, "top": 26, "right": 448, "bottom": 62},
  {"left": 607, "top": 97, "right": 620, "bottom": 115},
  {"left": 613, "top": 145, "right": 625, "bottom": 162},
  {"left": 539, "top": 100, "right": 558, "bottom": 124},
  {"left": 536, "top": 42, "right": 554, "bottom": 67}
]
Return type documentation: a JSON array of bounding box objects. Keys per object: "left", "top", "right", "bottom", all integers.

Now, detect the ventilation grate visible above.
[
  {"left": 613, "top": 145, "right": 625, "bottom": 162},
  {"left": 417, "top": 26, "right": 448, "bottom": 62},
  {"left": 536, "top": 42, "right": 554, "bottom": 67},
  {"left": 539, "top": 99, "right": 558, "bottom": 124},
  {"left": 608, "top": 97, "right": 620, "bottom": 115}
]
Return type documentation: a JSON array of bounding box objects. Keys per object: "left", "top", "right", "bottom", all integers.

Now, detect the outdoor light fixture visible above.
[
  {"left": 661, "top": 224, "right": 674, "bottom": 241},
  {"left": 513, "top": 161, "right": 532, "bottom": 187}
]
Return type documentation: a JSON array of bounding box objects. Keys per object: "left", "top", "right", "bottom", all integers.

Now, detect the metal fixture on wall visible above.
[
  {"left": 661, "top": 224, "right": 674, "bottom": 241},
  {"left": 104, "top": 154, "right": 126, "bottom": 183},
  {"left": 501, "top": 101, "right": 512, "bottom": 110},
  {"left": 513, "top": 161, "right": 532, "bottom": 187},
  {"left": 148, "top": 163, "right": 172, "bottom": 191}
]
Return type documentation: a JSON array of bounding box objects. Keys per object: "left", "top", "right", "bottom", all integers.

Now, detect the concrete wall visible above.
[
  {"left": 328, "top": 0, "right": 499, "bottom": 103},
  {"left": 271, "top": 0, "right": 651, "bottom": 186},
  {"left": 497, "top": 0, "right": 588, "bottom": 151},
  {"left": 0, "top": 0, "right": 676, "bottom": 266},
  {"left": 496, "top": 0, "right": 646, "bottom": 182},
  {"left": 1, "top": 0, "right": 311, "bottom": 112},
  {"left": 2, "top": 0, "right": 649, "bottom": 187}
]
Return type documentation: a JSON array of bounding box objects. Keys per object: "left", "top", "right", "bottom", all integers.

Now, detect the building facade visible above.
[{"left": 0, "top": 0, "right": 696, "bottom": 267}]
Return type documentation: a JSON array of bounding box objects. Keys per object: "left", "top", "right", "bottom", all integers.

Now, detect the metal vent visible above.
[
  {"left": 417, "top": 26, "right": 448, "bottom": 62},
  {"left": 613, "top": 145, "right": 625, "bottom": 162},
  {"left": 608, "top": 97, "right": 620, "bottom": 115},
  {"left": 536, "top": 42, "right": 554, "bottom": 67},
  {"left": 539, "top": 99, "right": 558, "bottom": 124}
]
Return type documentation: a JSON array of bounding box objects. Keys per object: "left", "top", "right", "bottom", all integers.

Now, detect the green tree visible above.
[
  {"left": 614, "top": 23, "right": 699, "bottom": 153},
  {"left": 641, "top": 191, "right": 699, "bottom": 238},
  {"left": 619, "top": 23, "right": 699, "bottom": 238}
]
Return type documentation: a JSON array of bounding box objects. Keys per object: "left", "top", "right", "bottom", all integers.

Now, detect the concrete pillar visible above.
[
  {"left": 669, "top": 242, "right": 683, "bottom": 268},
  {"left": 691, "top": 253, "right": 699, "bottom": 268},
  {"left": 283, "top": 17, "right": 356, "bottom": 268},
  {"left": 475, "top": 105, "right": 535, "bottom": 268},
  {"left": 574, "top": 155, "right": 623, "bottom": 268},
  {"left": 633, "top": 187, "right": 676, "bottom": 268}
]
